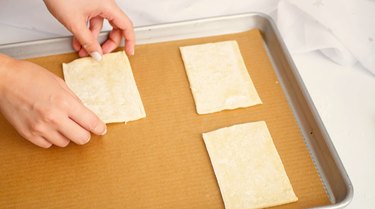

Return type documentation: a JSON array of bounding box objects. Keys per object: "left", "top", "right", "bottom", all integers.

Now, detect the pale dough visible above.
[
  {"left": 203, "top": 121, "right": 298, "bottom": 209},
  {"left": 180, "top": 40, "right": 262, "bottom": 114},
  {"left": 63, "top": 51, "right": 146, "bottom": 123}
]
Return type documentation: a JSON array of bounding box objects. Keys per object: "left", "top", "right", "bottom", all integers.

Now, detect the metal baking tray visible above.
[{"left": 0, "top": 13, "right": 353, "bottom": 208}]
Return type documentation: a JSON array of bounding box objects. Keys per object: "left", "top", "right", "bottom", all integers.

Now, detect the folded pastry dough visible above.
[
  {"left": 180, "top": 41, "right": 261, "bottom": 114},
  {"left": 203, "top": 121, "right": 298, "bottom": 209},
  {"left": 63, "top": 51, "right": 146, "bottom": 123}
]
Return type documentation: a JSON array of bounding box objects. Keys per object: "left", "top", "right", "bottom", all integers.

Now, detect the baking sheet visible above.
[{"left": 0, "top": 13, "right": 352, "bottom": 209}]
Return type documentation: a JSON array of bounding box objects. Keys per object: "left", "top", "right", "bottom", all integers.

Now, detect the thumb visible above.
[{"left": 71, "top": 21, "right": 103, "bottom": 61}]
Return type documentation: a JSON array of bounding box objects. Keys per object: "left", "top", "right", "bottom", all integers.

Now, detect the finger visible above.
[
  {"left": 90, "top": 16, "right": 104, "bottom": 39},
  {"left": 101, "top": 29, "right": 122, "bottom": 54},
  {"left": 9, "top": 117, "right": 52, "bottom": 148},
  {"left": 72, "top": 37, "right": 81, "bottom": 52},
  {"left": 103, "top": 8, "right": 135, "bottom": 55},
  {"left": 67, "top": 100, "right": 107, "bottom": 136},
  {"left": 122, "top": 25, "right": 136, "bottom": 56},
  {"left": 76, "top": 17, "right": 104, "bottom": 57},
  {"left": 57, "top": 117, "right": 91, "bottom": 145},
  {"left": 31, "top": 122, "right": 70, "bottom": 148},
  {"left": 28, "top": 136, "right": 53, "bottom": 148},
  {"left": 43, "top": 130, "right": 70, "bottom": 148},
  {"left": 79, "top": 48, "right": 89, "bottom": 57},
  {"left": 70, "top": 19, "right": 103, "bottom": 60}
]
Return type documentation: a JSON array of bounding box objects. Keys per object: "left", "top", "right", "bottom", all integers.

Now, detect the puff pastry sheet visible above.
[
  {"left": 180, "top": 41, "right": 262, "bottom": 114},
  {"left": 203, "top": 121, "right": 298, "bottom": 209},
  {"left": 63, "top": 51, "right": 146, "bottom": 123}
]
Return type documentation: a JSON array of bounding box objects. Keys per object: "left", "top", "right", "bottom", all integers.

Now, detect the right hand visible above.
[
  {"left": 43, "top": 0, "right": 135, "bottom": 59},
  {"left": 0, "top": 54, "right": 107, "bottom": 148}
]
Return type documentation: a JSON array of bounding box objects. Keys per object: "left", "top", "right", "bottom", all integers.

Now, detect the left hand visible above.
[{"left": 0, "top": 54, "right": 107, "bottom": 148}]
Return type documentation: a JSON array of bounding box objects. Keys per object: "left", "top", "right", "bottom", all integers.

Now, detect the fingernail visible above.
[
  {"left": 95, "top": 125, "right": 107, "bottom": 136},
  {"left": 101, "top": 127, "right": 107, "bottom": 135},
  {"left": 82, "top": 134, "right": 91, "bottom": 144},
  {"left": 90, "top": 51, "right": 102, "bottom": 61}
]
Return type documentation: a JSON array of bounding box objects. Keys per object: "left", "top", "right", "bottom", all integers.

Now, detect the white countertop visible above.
[
  {"left": 292, "top": 51, "right": 375, "bottom": 208},
  {"left": 0, "top": 1, "right": 374, "bottom": 208}
]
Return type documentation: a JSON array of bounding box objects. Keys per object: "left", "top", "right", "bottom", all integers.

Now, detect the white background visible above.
[{"left": 0, "top": 0, "right": 374, "bottom": 208}]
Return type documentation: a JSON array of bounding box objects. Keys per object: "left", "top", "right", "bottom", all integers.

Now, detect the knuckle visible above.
[
  {"left": 51, "top": 94, "right": 69, "bottom": 110},
  {"left": 18, "top": 127, "right": 33, "bottom": 139},
  {"left": 30, "top": 122, "right": 46, "bottom": 135},
  {"left": 55, "top": 97, "right": 70, "bottom": 109},
  {"left": 34, "top": 104, "right": 60, "bottom": 125},
  {"left": 41, "top": 103, "right": 66, "bottom": 125},
  {"left": 69, "top": 30, "right": 96, "bottom": 51},
  {"left": 81, "top": 42, "right": 89, "bottom": 50},
  {"left": 42, "top": 110, "right": 59, "bottom": 125}
]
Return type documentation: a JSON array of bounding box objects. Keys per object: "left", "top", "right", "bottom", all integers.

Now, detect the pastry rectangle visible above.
[
  {"left": 180, "top": 41, "right": 261, "bottom": 114},
  {"left": 63, "top": 51, "right": 146, "bottom": 123},
  {"left": 203, "top": 121, "right": 298, "bottom": 209}
]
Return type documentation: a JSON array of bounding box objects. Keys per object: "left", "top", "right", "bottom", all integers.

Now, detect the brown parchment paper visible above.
[{"left": 0, "top": 29, "right": 330, "bottom": 209}]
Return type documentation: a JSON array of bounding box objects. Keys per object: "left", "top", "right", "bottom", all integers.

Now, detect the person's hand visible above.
[
  {"left": 43, "top": 0, "right": 135, "bottom": 60},
  {"left": 0, "top": 54, "right": 107, "bottom": 148}
]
